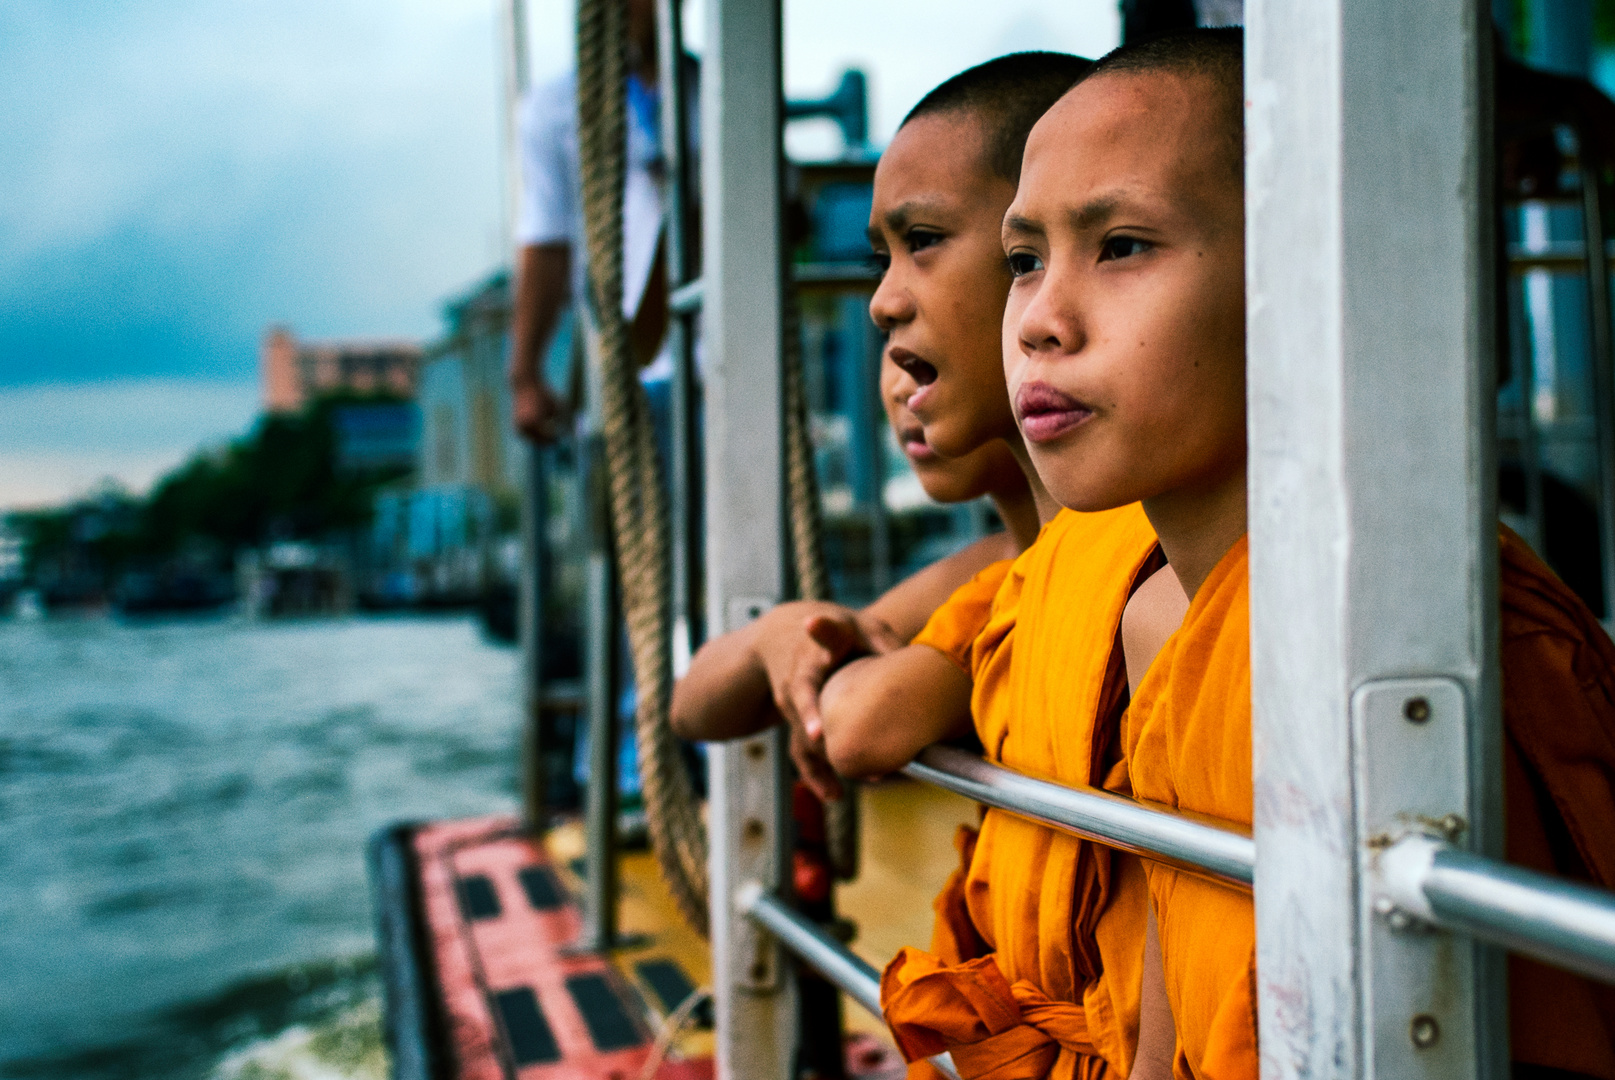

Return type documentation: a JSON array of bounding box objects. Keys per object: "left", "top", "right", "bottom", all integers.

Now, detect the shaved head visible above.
[
  {"left": 903, "top": 52, "right": 1095, "bottom": 183},
  {"left": 1081, "top": 27, "right": 1244, "bottom": 179}
]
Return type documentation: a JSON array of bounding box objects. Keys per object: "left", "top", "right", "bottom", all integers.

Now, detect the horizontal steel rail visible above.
[
  {"left": 902, "top": 745, "right": 1255, "bottom": 888},
  {"left": 1379, "top": 834, "right": 1615, "bottom": 985},
  {"left": 1506, "top": 239, "right": 1615, "bottom": 273},
  {"left": 669, "top": 279, "right": 704, "bottom": 315},
  {"left": 736, "top": 883, "right": 960, "bottom": 1080}
]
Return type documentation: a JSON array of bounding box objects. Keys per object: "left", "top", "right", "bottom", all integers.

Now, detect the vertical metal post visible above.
[
  {"left": 502, "top": 0, "right": 545, "bottom": 832},
  {"left": 1247, "top": 3, "right": 1505, "bottom": 1080},
  {"left": 702, "top": 0, "right": 795, "bottom": 1076},
  {"left": 658, "top": 0, "right": 704, "bottom": 669},
  {"left": 580, "top": 291, "right": 621, "bottom": 949},
  {"left": 582, "top": 515, "right": 621, "bottom": 950},
  {"left": 520, "top": 444, "right": 549, "bottom": 830},
  {"left": 1578, "top": 154, "right": 1615, "bottom": 619}
]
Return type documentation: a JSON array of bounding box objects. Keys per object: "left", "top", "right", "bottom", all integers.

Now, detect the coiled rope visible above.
[
  {"left": 577, "top": 0, "right": 708, "bottom": 933},
  {"left": 576, "top": 0, "right": 852, "bottom": 935}
]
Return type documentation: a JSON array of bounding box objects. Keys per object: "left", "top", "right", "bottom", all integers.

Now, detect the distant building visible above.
[
  {"left": 260, "top": 326, "right": 421, "bottom": 414},
  {"left": 416, "top": 273, "right": 527, "bottom": 495}
]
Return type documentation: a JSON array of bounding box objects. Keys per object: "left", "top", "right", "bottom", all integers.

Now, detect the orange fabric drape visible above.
[
  {"left": 914, "top": 558, "right": 1015, "bottom": 670},
  {"left": 1123, "top": 529, "right": 1615, "bottom": 1080},
  {"left": 883, "top": 506, "right": 1160, "bottom": 1080}
]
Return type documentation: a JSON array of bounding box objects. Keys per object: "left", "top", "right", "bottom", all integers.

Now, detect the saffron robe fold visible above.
[
  {"left": 883, "top": 506, "right": 1161, "bottom": 1080},
  {"left": 1124, "top": 529, "right": 1615, "bottom": 1080},
  {"left": 913, "top": 558, "right": 1015, "bottom": 671}
]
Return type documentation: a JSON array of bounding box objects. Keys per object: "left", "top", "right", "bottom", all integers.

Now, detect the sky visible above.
[{"left": 0, "top": 0, "right": 1119, "bottom": 511}]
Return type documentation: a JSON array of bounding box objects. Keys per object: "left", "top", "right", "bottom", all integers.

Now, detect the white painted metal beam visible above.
[
  {"left": 1246, "top": 1, "right": 1504, "bottom": 1078},
  {"left": 701, "top": 0, "right": 794, "bottom": 1075}
]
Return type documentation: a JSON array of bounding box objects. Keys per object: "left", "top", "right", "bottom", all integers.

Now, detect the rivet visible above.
[
  {"left": 1404, "top": 697, "right": 1431, "bottom": 723},
  {"left": 747, "top": 741, "right": 766, "bottom": 760},
  {"left": 1411, "top": 1014, "right": 1440, "bottom": 1049},
  {"left": 750, "top": 962, "right": 769, "bottom": 981},
  {"left": 744, "top": 819, "right": 766, "bottom": 841}
]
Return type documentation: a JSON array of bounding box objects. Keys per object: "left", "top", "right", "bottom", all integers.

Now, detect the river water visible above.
[{"left": 0, "top": 613, "right": 523, "bottom": 1079}]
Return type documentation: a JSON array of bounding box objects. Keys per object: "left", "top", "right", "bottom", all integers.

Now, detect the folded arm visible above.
[
  {"left": 670, "top": 533, "right": 1013, "bottom": 796},
  {"left": 821, "top": 645, "right": 974, "bottom": 779}
]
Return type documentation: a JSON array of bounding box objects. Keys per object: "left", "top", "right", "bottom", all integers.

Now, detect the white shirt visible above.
[{"left": 515, "top": 70, "right": 667, "bottom": 323}]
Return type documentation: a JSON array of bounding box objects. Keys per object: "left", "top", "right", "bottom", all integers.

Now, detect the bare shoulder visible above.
[{"left": 1122, "top": 565, "right": 1191, "bottom": 696}]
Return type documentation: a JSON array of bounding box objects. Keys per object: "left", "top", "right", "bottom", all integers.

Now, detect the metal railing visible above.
[
  {"left": 737, "top": 884, "right": 961, "bottom": 1080},
  {"left": 903, "top": 745, "right": 1254, "bottom": 888},
  {"left": 739, "top": 745, "right": 1615, "bottom": 1065}
]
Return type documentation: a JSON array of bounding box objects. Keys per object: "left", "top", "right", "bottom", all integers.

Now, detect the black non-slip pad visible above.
[
  {"left": 455, "top": 875, "right": 502, "bottom": 920},
  {"left": 491, "top": 987, "right": 562, "bottom": 1066},
  {"left": 518, "top": 865, "right": 564, "bottom": 911},
  {"left": 635, "top": 959, "right": 712, "bottom": 1029},
  {"left": 566, "top": 973, "right": 646, "bottom": 1052}
]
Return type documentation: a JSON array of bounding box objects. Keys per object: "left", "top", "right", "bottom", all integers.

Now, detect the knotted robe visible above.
[
  {"left": 884, "top": 505, "right": 1161, "bottom": 1080},
  {"left": 1123, "top": 529, "right": 1615, "bottom": 1080}
]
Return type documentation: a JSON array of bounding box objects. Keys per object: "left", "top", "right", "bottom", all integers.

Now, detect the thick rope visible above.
[
  {"left": 576, "top": 0, "right": 708, "bottom": 934},
  {"left": 576, "top": 0, "right": 854, "bottom": 933}
]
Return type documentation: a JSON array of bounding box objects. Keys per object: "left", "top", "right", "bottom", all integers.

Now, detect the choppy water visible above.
[{"left": 0, "top": 613, "right": 523, "bottom": 1079}]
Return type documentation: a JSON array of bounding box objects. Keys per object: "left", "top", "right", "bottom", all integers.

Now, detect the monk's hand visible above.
[
  {"left": 748, "top": 602, "right": 878, "bottom": 802},
  {"left": 795, "top": 610, "right": 903, "bottom": 739}
]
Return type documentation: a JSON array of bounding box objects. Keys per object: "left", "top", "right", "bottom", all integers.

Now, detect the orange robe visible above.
[
  {"left": 1124, "top": 529, "right": 1615, "bottom": 1080},
  {"left": 883, "top": 506, "right": 1161, "bottom": 1080}
]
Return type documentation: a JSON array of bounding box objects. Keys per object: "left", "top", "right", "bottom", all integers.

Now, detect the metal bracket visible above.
[
  {"left": 720, "top": 597, "right": 783, "bottom": 995},
  {"left": 1353, "top": 677, "right": 1477, "bottom": 1080}
]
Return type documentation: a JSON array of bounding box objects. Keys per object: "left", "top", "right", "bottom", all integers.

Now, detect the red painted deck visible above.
[
  {"left": 402, "top": 786, "right": 976, "bottom": 1080},
  {"left": 414, "top": 815, "right": 713, "bottom": 1080}
]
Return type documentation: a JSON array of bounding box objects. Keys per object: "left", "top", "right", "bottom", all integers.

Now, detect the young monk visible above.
[
  {"left": 819, "top": 71, "right": 1189, "bottom": 1080},
  {"left": 1004, "top": 29, "right": 1615, "bottom": 1079},
  {"left": 669, "top": 53, "right": 1091, "bottom": 802}
]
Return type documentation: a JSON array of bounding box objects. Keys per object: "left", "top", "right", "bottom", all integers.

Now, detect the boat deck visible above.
[{"left": 372, "top": 776, "right": 977, "bottom": 1079}]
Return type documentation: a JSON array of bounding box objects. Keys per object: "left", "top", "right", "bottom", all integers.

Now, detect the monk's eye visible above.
[
  {"left": 1098, "top": 235, "right": 1152, "bottom": 262},
  {"left": 906, "top": 228, "right": 943, "bottom": 254},
  {"left": 1007, "top": 251, "right": 1043, "bottom": 278}
]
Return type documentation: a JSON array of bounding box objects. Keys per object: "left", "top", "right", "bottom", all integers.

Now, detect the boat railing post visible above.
[
  {"left": 1576, "top": 124, "right": 1615, "bottom": 621},
  {"left": 520, "top": 440, "right": 549, "bottom": 831},
  {"left": 658, "top": 0, "right": 703, "bottom": 676},
  {"left": 580, "top": 285, "right": 622, "bottom": 950},
  {"left": 1247, "top": 2, "right": 1504, "bottom": 1079},
  {"left": 702, "top": 0, "right": 796, "bottom": 1074}
]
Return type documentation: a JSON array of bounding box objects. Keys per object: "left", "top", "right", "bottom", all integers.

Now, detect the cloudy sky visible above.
[{"left": 0, "top": 0, "right": 1119, "bottom": 510}]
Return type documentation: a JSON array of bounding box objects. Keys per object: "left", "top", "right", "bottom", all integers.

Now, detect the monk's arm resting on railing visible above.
[
  {"left": 671, "top": 534, "right": 1012, "bottom": 798},
  {"left": 821, "top": 645, "right": 973, "bottom": 780}
]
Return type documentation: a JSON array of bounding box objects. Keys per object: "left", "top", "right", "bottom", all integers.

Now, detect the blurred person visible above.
[{"left": 508, "top": 0, "right": 673, "bottom": 441}]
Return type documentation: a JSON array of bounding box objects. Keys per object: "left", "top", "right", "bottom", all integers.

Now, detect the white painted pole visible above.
[
  {"left": 1246, "top": 2, "right": 1504, "bottom": 1079},
  {"left": 701, "top": 0, "right": 795, "bottom": 1076}
]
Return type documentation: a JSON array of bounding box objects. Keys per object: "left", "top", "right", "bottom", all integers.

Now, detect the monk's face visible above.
[
  {"left": 880, "top": 351, "right": 1026, "bottom": 504},
  {"left": 869, "top": 111, "right": 1022, "bottom": 461},
  {"left": 1001, "top": 71, "right": 1246, "bottom": 513}
]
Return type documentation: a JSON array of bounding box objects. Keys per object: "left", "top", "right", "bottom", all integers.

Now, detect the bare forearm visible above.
[
  {"left": 670, "top": 626, "right": 778, "bottom": 741},
  {"left": 511, "top": 243, "right": 570, "bottom": 382},
  {"left": 864, "top": 532, "right": 1017, "bottom": 642},
  {"left": 821, "top": 647, "right": 972, "bottom": 778}
]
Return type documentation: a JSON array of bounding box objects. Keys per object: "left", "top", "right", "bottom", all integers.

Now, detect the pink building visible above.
[{"left": 260, "top": 326, "right": 421, "bottom": 413}]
